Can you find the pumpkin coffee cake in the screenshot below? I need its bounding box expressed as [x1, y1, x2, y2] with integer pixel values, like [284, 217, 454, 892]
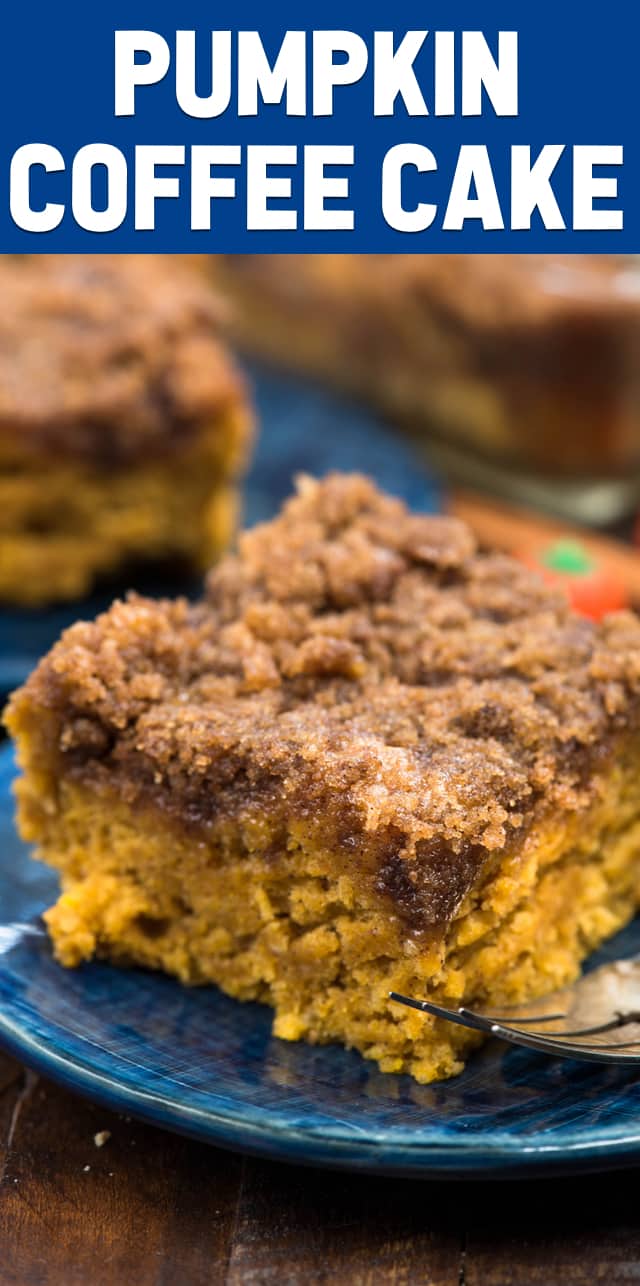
[7, 474, 640, 1083]
[0, 254, 252, 605]
[217, 254, 640, 483]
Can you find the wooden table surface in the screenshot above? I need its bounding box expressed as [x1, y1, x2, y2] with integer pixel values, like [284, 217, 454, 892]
[1, 1049, 639, 1285]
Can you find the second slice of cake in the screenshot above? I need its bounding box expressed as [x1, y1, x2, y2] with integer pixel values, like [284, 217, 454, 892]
[0, 254, 252, 605]
[7, 474, 640, 1082]
[216, 254, 640, 486]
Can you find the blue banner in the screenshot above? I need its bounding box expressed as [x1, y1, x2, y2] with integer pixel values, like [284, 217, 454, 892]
[0, 1, 637, 250]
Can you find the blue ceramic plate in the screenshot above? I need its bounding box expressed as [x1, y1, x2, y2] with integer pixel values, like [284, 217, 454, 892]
[0, 362, 440, 694]
[3, 369, 640, 1178]
[2, 739, 640, 1179]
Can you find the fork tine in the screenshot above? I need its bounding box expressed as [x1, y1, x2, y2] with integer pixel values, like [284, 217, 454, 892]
[388, 993, 640, 1063]
[477, 1012, 568, 1025]
[485, 1025, 640, 1060]
[475, 1016, 640, 1058]
[389, 994, 571, 1040]
[389, 993, 496, 1036]
[458, 1007, 640, 1039]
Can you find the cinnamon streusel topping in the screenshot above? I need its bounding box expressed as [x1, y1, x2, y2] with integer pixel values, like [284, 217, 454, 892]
[0, 255, 241, 464]
[12, 474, 640, 927]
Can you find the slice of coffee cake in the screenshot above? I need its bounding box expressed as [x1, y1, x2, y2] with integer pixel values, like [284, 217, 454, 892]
[216, 254, 640, 483]
[0, 254, 252, 605]
[7, 474, 640, 1082]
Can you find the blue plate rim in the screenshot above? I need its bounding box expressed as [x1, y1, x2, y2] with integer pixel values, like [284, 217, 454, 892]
[3, 750, 640, 1177]
[3, 993, 640, 1178]
[7, 370, 637, 1178]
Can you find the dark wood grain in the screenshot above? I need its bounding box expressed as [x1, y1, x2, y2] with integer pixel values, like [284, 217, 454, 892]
[225, 1158, 461, 1285]
[2, 1051, 640, 1285]
[0, 1056, 25, 1179]
[0, 1053, 243, 1286]
[463, 1172, 640, 1286]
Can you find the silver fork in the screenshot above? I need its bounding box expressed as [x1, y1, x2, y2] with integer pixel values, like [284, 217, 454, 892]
[390, 955, 640, 1064]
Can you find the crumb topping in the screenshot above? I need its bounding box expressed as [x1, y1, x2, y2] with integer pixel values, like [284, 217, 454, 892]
[0, 255, 243, 463]
[10, 474, 640, 928]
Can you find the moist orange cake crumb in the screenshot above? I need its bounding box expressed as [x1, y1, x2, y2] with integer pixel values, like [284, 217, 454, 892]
[7, 473, 640, 1082]
[0, 254, 252, 605]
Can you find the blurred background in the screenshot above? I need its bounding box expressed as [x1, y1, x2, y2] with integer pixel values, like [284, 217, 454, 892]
[3, 252, 640, 692]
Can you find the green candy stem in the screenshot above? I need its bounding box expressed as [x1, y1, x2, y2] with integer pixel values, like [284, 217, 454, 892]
[541, 540, 594, 577]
